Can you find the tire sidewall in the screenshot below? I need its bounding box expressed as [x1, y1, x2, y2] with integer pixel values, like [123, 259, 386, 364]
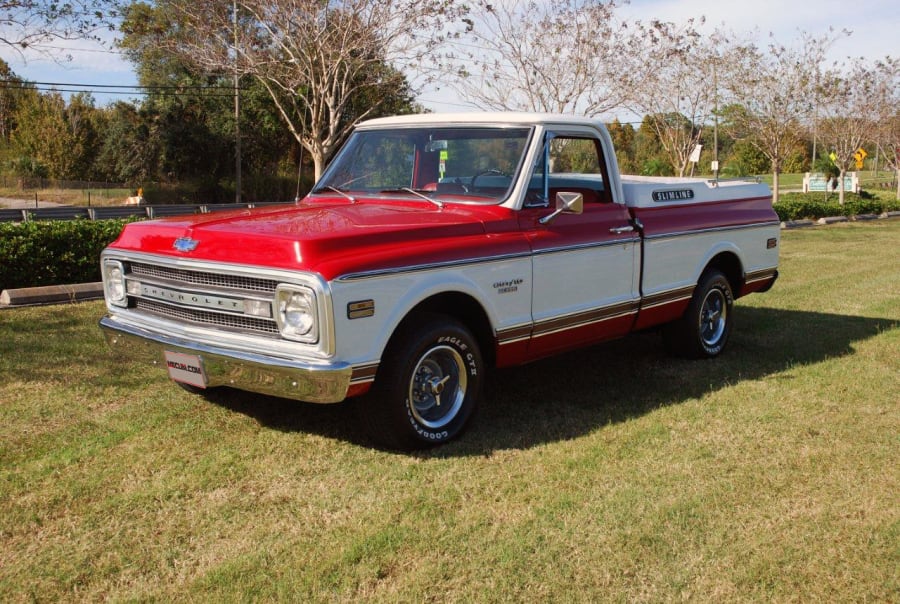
[695, 273, 733, 357]
[383, 318, 483, 447]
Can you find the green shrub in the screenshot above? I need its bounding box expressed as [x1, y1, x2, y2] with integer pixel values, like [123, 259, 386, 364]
[774, 192, 900, 221]
[0, 219, 132, 290]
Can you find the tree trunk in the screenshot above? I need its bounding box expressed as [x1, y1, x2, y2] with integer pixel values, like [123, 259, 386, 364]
[311, 150, 326, 183]
[772, 170, 780, 204]
[896, 167, 899, 201]
[838, 168, 846, 205]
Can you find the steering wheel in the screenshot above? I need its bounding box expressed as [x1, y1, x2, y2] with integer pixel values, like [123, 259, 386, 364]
[469, 169, 511, 191]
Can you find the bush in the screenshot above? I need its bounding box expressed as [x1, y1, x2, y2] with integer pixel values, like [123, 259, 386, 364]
[774, 192, 900, 221]
[0, 219, 132, 290]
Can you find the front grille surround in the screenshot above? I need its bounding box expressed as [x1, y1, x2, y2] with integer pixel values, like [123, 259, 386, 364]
[100, 250, 336, 359]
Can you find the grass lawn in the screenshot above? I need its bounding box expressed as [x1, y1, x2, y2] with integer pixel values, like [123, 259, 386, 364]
[1, 221, 898, 602]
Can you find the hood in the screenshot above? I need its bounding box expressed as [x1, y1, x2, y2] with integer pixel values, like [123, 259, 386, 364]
[108, 196, 519, 279]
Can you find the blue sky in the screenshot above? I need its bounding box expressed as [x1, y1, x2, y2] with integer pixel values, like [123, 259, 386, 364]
[2, 0, 897, 113]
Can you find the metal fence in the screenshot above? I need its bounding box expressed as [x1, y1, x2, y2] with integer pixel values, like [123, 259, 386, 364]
[0, 177, 130, 191]
[0, 202, 295, 223]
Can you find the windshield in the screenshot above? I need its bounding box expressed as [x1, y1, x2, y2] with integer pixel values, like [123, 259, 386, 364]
[314, 126, 533, 203]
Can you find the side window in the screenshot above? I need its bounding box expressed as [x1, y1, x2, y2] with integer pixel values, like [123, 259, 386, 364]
[549, 138, 602, 174]
[547, 136, 609, 204]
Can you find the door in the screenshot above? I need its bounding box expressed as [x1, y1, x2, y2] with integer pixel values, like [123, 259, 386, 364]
[519, 131, 640, 359]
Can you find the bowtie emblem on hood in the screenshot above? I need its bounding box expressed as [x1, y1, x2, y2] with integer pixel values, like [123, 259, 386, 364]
[173, 237, 200, 252]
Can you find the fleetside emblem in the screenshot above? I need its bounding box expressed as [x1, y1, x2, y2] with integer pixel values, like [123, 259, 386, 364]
[173, 237, 200, 252]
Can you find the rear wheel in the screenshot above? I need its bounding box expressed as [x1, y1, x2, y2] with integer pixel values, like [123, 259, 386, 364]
[358, 313, 483, 450]
[663, 269, 734, 358]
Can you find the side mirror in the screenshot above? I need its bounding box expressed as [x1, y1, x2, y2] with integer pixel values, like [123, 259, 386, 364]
[539, 192, 583, 225]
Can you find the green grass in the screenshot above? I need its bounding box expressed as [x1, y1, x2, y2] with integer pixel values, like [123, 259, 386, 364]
[1, 221, 899, 602]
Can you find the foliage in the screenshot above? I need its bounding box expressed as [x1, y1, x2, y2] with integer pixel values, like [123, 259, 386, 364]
[452, 0, 630, 116]
[773, 192, 900, 221]
[0, 0, 118, 56]
[0, 219, 132, 290]
[123, 0, 451, 180]
[724, 139, 770, 176]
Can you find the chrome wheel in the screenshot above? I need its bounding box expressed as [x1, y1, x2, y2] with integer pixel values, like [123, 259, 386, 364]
[699, 288, 728, 347]
[408, 345, 467, 430]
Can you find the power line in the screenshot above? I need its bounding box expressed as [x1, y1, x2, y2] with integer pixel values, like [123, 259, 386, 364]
[0, 78, 243, 98]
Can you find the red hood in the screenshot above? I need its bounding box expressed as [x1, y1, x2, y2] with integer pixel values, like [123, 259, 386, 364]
[108, 196, 524, 280]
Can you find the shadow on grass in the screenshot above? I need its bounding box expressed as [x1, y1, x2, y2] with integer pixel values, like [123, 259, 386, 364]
[193, 306, 896, 455]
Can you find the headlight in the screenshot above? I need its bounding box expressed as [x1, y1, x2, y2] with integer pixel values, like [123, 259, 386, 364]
[274, 285, 319, 343]
[102, 259, 127, 307]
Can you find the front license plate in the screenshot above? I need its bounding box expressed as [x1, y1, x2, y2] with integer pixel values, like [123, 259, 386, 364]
[164, 351, 207, 388]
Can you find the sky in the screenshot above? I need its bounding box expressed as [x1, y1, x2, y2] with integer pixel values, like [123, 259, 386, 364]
[2, 0, 898, 118]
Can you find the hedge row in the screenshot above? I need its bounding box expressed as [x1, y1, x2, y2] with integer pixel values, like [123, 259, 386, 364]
[0, 219, 131, 291]
[773, 193, 900, 221]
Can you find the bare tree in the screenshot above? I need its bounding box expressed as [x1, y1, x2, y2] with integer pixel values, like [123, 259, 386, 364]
[721, 30, 847, 202]
[871, 57, 900, 200]
[448, 0, 631, 116]
[618, 20, 721, 177]
[0, 0, 117, 57]
[152, 0, 464, 180]
[817, 57, 885, 205]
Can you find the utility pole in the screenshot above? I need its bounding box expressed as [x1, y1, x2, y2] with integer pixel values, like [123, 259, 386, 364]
[713, 59, 719, 181]
[233, 0, 242, 204]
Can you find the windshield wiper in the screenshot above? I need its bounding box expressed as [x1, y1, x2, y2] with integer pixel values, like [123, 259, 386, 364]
[380, 188, 443, 209]
[313, 185, 357, 203]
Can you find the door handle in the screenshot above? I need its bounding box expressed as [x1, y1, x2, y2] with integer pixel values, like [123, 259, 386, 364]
[609, 225, 634, 234]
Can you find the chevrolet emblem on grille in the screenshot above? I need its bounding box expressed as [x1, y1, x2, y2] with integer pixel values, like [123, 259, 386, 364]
[173, 237, 200, 252]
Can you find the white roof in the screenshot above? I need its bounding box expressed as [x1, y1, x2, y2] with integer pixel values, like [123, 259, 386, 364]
[357, 112, 600, 128]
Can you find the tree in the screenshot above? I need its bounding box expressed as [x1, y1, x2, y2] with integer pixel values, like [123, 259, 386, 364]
[619, 21, 722, 177]
[606, 119, 638, 174]
[817, 57, 886, 204]
[0, 0, 118, 56]
[449, 0, 631, 116]
[131, 0, 462, 180]
[871, 57, 900, 200]
[0, 58, 30, 142]
[721, 30, 846, 202]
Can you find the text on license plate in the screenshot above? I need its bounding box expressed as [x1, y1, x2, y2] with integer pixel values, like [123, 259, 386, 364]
[164, 351, 207, 388]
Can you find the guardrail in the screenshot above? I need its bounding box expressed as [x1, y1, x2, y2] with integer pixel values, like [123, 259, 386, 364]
[0, 201, 296, 223]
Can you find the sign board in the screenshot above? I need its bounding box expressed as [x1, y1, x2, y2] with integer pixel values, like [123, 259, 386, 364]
[689, 144, 702, 163]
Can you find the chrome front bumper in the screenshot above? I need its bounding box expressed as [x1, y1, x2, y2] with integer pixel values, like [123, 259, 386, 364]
[99, 316, 352, 403]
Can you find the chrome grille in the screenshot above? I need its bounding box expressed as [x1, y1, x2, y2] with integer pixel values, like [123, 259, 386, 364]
[136, 299, 279, 335]
[130, 262, 278, 293]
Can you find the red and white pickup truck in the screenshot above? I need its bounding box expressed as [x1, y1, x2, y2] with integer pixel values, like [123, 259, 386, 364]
[100, 113, 779, 449]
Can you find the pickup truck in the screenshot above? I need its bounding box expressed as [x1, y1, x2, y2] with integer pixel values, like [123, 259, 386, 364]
[100, 113, 779, 449]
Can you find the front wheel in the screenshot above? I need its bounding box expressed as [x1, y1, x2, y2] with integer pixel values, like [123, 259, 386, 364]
[358, 314, 483, 450]
[663, 269, 734, 358]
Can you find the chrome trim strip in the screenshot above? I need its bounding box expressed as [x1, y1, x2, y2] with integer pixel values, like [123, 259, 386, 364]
[496, 323, 533, 345]
[531, 237, 639, 257]
[336, 238, 637, 282]
[336, 252, 533, 282]
[745, 267, 779, 283]
[532, 300, 639, 338]
[644, 221, 781, 241]
[640, 285, 695, 310]
[100, 316, 351, 404]
[350, 362, 380, 384]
